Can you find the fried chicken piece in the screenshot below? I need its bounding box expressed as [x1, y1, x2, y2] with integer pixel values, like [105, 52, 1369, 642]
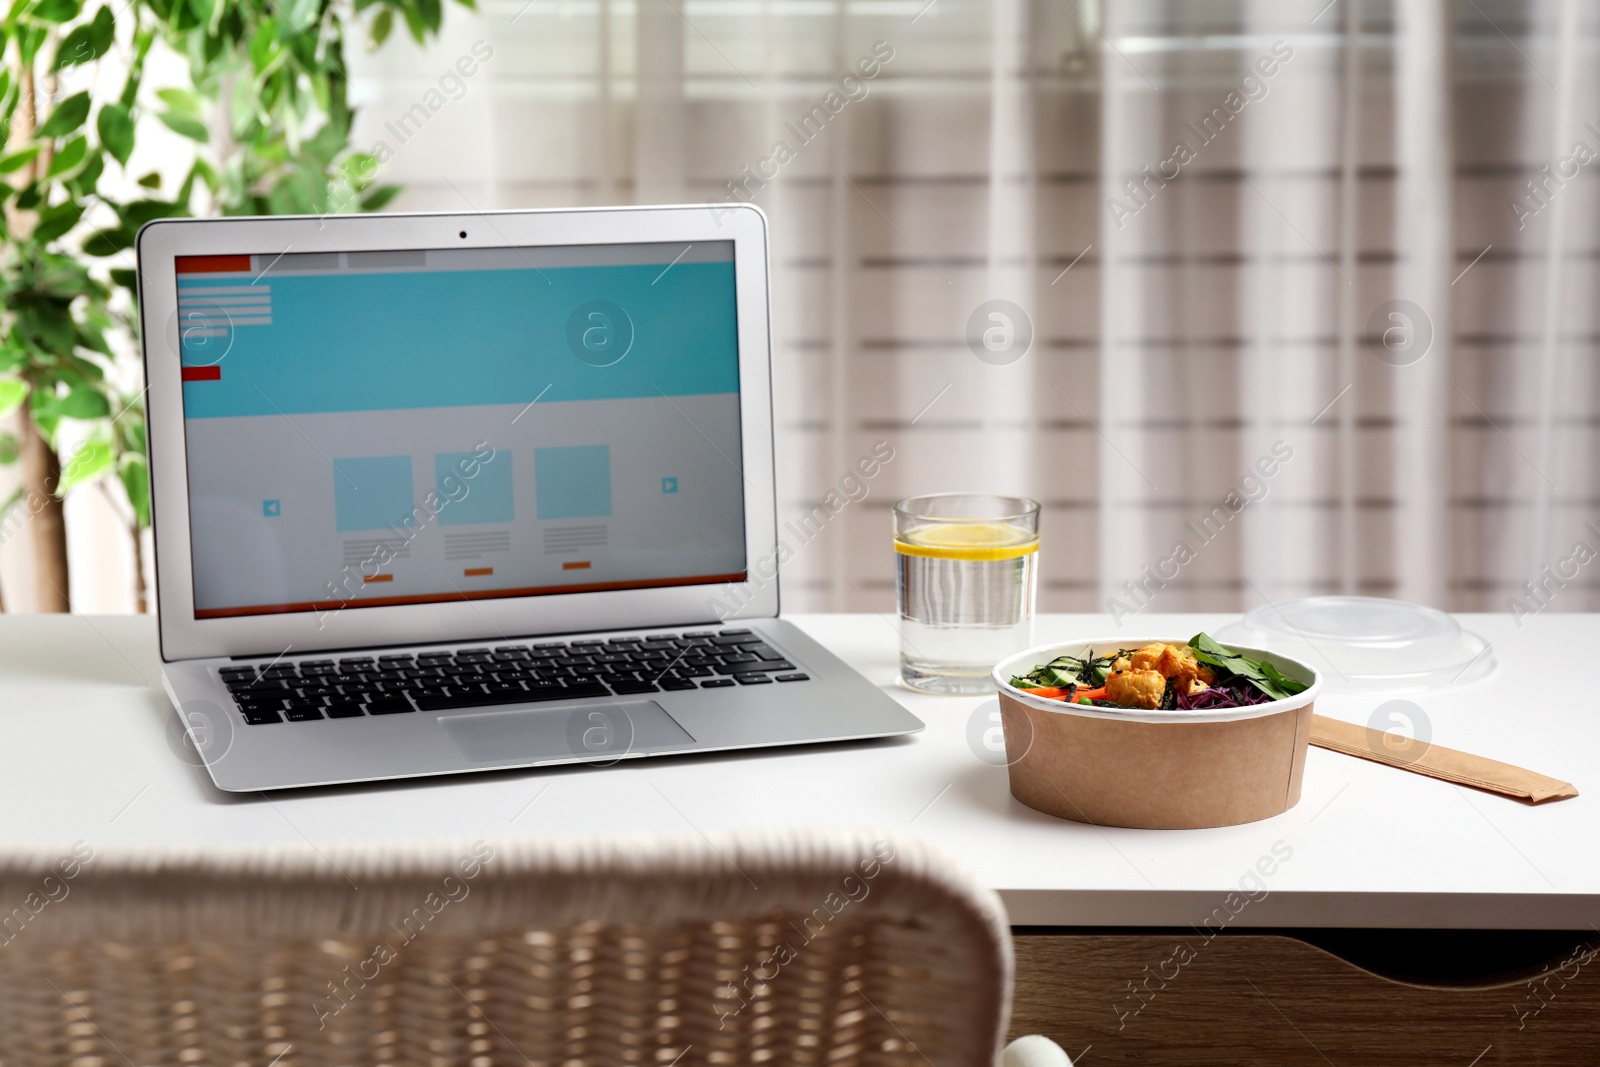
[1106, 668, 1167, 710]
[1127, 643, 1167, 672]
[1128, 642, 1214, 694]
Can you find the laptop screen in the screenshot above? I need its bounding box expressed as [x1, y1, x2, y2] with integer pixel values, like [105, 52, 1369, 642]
[174, 240, 747, 620]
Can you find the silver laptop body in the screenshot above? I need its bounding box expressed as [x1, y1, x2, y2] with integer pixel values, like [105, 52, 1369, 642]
[138, 205, 921, 791]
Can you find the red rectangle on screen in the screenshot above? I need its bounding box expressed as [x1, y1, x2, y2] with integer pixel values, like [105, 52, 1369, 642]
[176, 255, 252, 274]
[181, 366, 222, 382]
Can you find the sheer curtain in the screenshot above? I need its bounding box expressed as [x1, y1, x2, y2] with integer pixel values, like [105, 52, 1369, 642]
[332, 0, 1600, 619]
[12, 0, 1593, 615]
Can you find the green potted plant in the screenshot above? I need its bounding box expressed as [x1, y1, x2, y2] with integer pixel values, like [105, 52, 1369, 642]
[0, 0, 466, 611]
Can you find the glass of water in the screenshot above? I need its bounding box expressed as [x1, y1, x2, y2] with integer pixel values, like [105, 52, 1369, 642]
[894, 493, 1040, 694]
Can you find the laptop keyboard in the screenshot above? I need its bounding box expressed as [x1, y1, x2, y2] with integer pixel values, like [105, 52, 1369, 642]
[218, 629, 810, 725]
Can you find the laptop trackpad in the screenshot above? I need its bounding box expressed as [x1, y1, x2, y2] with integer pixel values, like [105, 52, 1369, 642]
[441, 699, 695, 764]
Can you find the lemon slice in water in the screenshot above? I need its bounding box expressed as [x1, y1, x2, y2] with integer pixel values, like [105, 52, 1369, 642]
[894, 522, 1038, 561]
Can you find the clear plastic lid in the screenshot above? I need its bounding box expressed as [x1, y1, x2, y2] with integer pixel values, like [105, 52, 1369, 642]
[1214, 596, 1494, 691]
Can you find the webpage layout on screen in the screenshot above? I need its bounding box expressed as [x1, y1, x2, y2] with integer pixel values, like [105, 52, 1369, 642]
[175, 240, 747, 619]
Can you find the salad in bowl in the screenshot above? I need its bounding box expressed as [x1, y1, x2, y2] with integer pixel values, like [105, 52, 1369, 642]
[991, 634, 1321, 827]
[1006, 632, 1310, 712]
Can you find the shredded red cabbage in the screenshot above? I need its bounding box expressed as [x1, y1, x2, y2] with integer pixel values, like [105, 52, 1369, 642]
[1174, 684, 1274, 711]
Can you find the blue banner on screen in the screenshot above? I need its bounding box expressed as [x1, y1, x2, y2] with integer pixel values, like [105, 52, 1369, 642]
[177, 241, 747, 619]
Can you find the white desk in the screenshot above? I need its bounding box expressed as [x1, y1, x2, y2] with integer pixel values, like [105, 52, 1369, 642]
[4, 612, 1593, 930]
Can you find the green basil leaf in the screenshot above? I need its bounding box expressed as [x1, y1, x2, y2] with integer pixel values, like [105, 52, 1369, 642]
[1187, 632, 1308, 701]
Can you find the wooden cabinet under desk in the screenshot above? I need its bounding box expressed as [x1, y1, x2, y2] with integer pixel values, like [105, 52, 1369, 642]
[1009, 929, 1599, 1066]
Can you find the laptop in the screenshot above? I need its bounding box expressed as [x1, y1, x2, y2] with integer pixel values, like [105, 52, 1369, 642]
[137, 204, 922, 792]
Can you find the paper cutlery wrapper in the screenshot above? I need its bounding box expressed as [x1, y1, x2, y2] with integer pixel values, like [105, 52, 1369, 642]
[1309, 714, 1578, 803]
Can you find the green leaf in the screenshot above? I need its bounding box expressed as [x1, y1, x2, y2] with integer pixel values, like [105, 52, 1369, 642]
[309, 71, 332, 115]
[400, 0, 425, 42]
[32, 200, 84, 243]
[369, 6, 392, 46]
[158, 109, 210, 142]
[0, 378, 26, 418]
[156, 86, 203, 114]
[250, 18, 283, 71]
[117, 27, 152, 108]
[82, 226, 132, 256]
[340, 151, 377, 184]
[55, 385, 111, 420]
[181, 157, 216, 197]
[136, 171, 161, 188]
[0, 146, 40, 173]
[304, 118, 345, 164]
[120, 455, 150, 526]
[29, 0, 82, 23]
[64, 148, 103, 195]
[109, 267, 137, 292]
[285, 0, 317, 31]
[44, 134, 87, 177]
[119, 199, 186, 228]
[1187, 632, 1309, 701]
[96, 102, 133, 165]
[51, 4, 113, 70]
[57, 437, 112, 493]
[182, 0, 218, 32]
[36, 91, 90, 137]
[17, 24, 48, 64]
[73, 322, 111, 358]
[0, 434, 18, 466]
[358, 183, 401, 212]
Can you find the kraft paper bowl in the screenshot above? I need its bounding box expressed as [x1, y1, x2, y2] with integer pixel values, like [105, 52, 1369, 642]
[992, 640, 1322, 830]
